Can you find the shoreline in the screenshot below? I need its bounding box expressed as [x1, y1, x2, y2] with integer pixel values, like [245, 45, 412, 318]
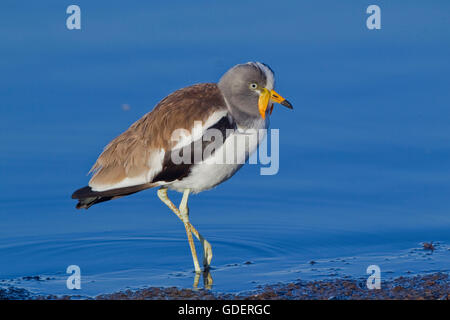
[1, 272, 448, 300]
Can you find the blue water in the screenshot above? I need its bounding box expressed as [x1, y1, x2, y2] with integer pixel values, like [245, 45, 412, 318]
[1, 1, 449, 297]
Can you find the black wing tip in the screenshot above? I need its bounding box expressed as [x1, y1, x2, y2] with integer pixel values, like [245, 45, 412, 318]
[71, 183, 154, 210]
[75, 198, 98, 209]
[72, 186, 97, 210]
[72, 186, 93, 199]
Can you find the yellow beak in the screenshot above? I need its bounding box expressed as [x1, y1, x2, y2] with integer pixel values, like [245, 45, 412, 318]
[258, 88, 293, 119]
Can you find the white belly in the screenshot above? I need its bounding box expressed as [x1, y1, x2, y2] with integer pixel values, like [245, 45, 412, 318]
[168, 118, 268, 193]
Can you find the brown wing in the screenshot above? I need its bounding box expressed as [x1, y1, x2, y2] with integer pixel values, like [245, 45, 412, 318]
[87, 83, 228, 190]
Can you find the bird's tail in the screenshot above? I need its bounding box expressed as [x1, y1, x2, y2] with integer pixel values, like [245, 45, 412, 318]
[71, 183, 156, 209]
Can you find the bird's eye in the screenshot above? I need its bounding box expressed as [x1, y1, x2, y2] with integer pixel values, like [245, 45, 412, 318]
[249, 83, 258, 90]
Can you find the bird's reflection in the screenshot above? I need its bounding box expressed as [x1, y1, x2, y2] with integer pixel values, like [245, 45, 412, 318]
[193, 269, 213, 290]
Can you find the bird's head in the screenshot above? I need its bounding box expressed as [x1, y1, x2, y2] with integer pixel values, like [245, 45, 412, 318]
[218, 62, 293, 123]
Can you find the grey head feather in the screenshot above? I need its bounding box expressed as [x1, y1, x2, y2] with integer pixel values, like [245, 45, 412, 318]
[218, 62, 275, 126]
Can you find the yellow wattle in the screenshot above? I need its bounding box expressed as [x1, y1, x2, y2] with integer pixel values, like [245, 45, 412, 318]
[258, 89, 271, 119]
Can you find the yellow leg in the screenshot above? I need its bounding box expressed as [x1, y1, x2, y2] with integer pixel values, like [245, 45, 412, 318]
[157, 188, 212, 271]
[179, 189, 213, 269]
[179, 188, 201, 272]
[191, 227, 213, 267]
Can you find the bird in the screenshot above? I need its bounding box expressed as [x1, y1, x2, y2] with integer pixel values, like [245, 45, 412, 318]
[72, 62, 293, 273]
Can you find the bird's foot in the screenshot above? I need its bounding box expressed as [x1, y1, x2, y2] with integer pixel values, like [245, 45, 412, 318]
[202, 239, 213, 268]
[203, 269, 213, 290]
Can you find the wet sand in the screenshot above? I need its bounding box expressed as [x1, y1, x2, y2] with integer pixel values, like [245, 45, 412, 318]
[1, 273, 448, 300]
